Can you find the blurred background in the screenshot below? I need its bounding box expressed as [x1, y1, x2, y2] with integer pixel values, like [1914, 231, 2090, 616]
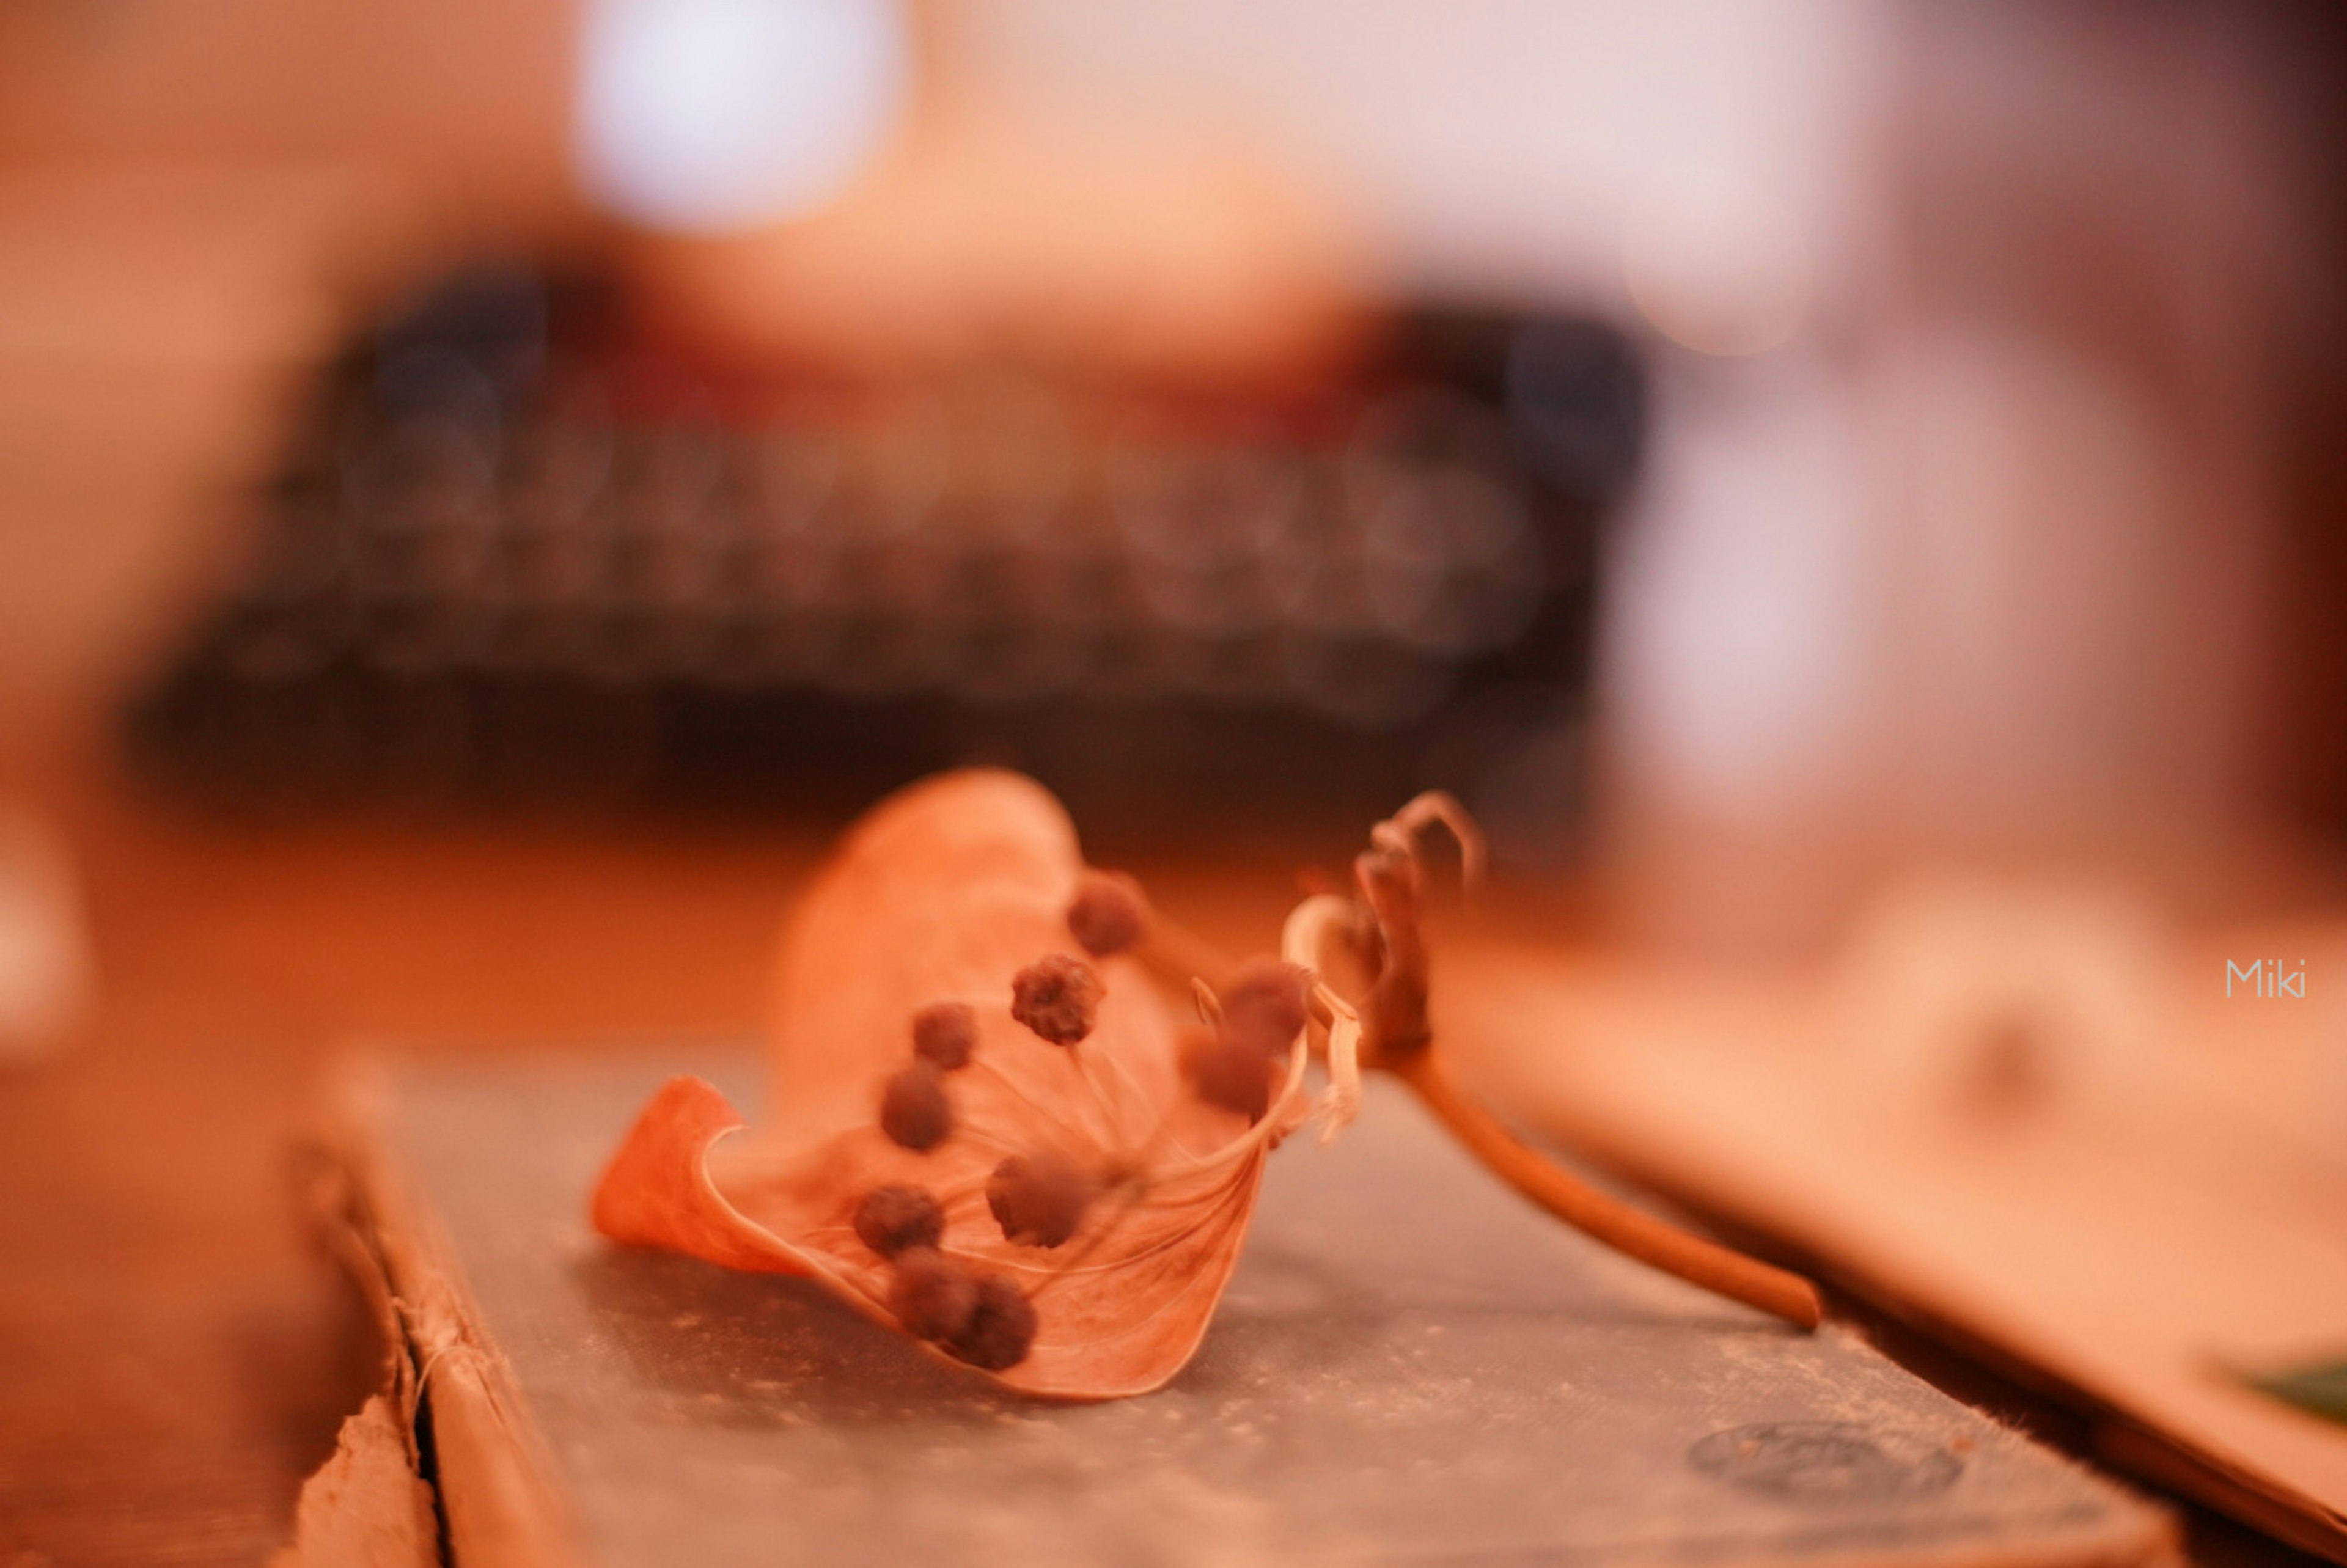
[5, 1, 2347, 1561]
[4, 0, 2346, 937]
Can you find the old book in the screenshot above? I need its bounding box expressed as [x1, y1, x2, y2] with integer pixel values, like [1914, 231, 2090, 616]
[294, 1050, 2176, 1568]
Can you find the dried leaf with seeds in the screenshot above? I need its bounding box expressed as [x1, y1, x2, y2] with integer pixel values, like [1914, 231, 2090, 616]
[593, 767, 1823, 1404]
[590, 769, 1310, 1398]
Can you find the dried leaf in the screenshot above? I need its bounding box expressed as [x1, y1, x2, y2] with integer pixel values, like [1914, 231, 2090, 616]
[591, 769, 1309, 1398]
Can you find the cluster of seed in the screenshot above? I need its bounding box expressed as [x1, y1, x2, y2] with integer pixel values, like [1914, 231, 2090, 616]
[905, 1257, 1036, 1369]
[1181, 958, 1312, 1122]
[983, 948, 1108, 1261]
[854, 868, 1304, 1374]
[877, 1001, 972, 1151]
[857, 998, 1042, 1368]
[858, 909, 1135, 1370]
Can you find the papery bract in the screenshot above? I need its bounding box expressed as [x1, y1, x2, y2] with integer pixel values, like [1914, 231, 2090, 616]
[591, 769, 1307, 1398]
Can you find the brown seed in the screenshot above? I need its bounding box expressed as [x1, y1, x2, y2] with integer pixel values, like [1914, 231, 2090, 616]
[945, 1273, 1037, 1371]
[879, 1061, 952, 1150]
[1010, 953, 1103, 1046]
[1181, 1026, 1276, 1122]
[853, 1184, 944, 1258]
[911, 1001, 978, 1072]
[1065, 870, 1148, 958]
[1220, 958, 1312, 1058]
[985, 1151, 1092, 1248]
[889, 1247, 979, 1341]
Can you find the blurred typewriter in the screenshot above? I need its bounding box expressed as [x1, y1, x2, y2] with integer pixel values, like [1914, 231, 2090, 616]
[124, 266, 1640, 857]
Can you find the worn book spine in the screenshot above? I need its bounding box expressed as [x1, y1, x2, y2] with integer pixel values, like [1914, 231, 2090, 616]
[280, 1061, 578, 1568]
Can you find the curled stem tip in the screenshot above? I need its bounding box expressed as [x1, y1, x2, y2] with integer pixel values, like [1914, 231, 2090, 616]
[1389, 790, 1486, 888]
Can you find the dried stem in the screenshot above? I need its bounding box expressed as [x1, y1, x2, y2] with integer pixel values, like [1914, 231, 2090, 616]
[1112, 794, 1824, 1333]
[1386, 1046, 1823, 1330]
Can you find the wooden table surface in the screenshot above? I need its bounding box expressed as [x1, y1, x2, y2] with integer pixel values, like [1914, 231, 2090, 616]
[0, 759, 2321, 1567]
